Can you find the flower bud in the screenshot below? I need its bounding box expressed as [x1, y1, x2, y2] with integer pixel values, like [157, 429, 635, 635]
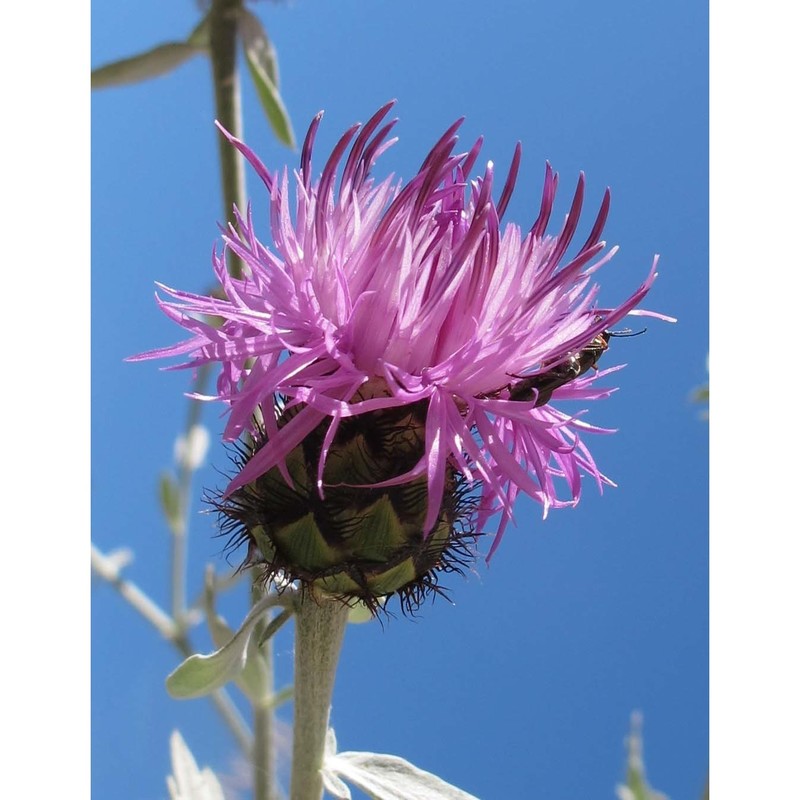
[215, 382, 478, 614]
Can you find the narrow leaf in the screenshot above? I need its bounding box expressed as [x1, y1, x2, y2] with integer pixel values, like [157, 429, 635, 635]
[238, 621, 271, 701]
[92, 42, 202, 90]
[239, 10, 280, 86]
[159, 473, 182, 532]
[241, 20, 295, 149]
[322, 770, 352, 800]
[268, 684, 294, 709]
[166, 634, 250, 699]
[187, 12, 212, 49]
[328, 751, 479, 800]
[257, 607, 294, 646]
[202, 567, 269, 702]
[166, 592, 291, 698]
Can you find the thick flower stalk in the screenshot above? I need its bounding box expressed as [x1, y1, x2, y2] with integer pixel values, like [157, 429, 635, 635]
[133, 101, 669, 605]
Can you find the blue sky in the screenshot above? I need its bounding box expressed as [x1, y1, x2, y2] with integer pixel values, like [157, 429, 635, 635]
[91, 1, 707, 798]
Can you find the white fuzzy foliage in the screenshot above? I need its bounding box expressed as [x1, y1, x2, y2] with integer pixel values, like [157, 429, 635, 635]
[322, 728, 480, 800]
[166, 731, 225, 800]
[174, 424, 211, 471]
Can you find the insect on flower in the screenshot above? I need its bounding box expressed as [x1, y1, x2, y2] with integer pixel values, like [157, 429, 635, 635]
[507, 327, 647, 406]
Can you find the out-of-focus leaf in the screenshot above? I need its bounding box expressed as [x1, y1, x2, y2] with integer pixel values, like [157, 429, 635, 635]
[615, 712, 669, 800]
[167, 730, 225, 800]
[159, 473, 182, 533]
[239, 9, 279, 86]
[269, 684, 294, 709]
[203, 570, 236, 650]
[240, 12, 295, 148]
[256, 607, 294, 646]
[92, 42, 203, 90]
[692, 385, 709, 403]
[105, 547, 134, 573]
[348, 599, 378, 624]
[187, 12, 212, 49]
[239, 619, 271, 701]
[690, 353, 709, 419]
[174, 424, 211, 471]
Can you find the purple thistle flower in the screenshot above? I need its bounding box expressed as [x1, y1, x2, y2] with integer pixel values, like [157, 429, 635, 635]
[132, 101, 672, 565]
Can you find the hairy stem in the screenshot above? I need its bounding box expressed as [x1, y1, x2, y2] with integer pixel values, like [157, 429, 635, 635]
[252, 582, 278, 800]
[290, 596, 350, 800]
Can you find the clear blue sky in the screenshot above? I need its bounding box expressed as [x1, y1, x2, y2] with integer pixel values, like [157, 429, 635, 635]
[92, 1, 708, 798]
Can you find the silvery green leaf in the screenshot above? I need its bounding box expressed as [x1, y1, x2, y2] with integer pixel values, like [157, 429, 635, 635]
[238, 619, 272, 701]
[322, 729, 351, 799]
[166, 730, 225, 800]
[92, 42, 203, 90]
[202, 569, 270, 702]
[203, 602, 235, 653]
[240, 12, 295, 148]
[166, 634, 248, 700]
[325, 727, 339, 760]
[322, 770, 352, 800]
[325, 728, 339, 756]
[327, 750, 479, 800]
[166, 592, 280, 698]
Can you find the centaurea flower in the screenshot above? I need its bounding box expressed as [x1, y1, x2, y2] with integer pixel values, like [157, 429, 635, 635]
[132, 102, 670, 609]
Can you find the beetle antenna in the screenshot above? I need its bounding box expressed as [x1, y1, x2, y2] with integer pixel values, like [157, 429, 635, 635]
[606, 327, 647, 338]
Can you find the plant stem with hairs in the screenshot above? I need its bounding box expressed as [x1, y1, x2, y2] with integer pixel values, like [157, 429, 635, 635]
[290, 597, 350, 800]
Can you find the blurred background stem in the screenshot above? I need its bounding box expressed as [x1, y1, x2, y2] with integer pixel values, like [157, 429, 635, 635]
[252, 579, 279, 800]
[210, 0, 246, 279]
[171, 364, 211, 622]
[91, 544, 253, 754]
[208, 3, 276, 798]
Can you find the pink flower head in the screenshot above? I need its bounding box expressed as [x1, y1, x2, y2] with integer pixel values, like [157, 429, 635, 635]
[132, 102, 671, 560]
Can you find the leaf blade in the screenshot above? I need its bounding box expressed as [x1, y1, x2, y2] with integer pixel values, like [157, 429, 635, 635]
[240, 13, 295, 149]
[329, 751, 480, 800]
[92, 42, 203, 90]
[166, 591, 292, 698]
[239, 10, 280, 86]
